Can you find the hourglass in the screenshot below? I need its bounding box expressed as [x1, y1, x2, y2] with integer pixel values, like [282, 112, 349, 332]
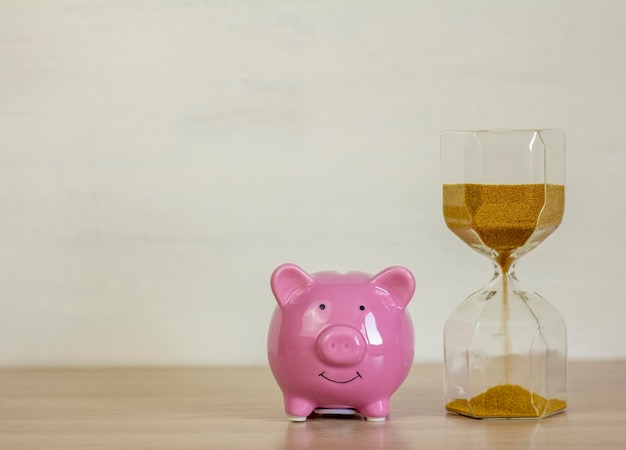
[441, 129, 567, 419]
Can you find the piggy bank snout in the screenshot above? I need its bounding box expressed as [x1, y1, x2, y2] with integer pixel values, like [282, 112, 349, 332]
[315, 326, 366, 366]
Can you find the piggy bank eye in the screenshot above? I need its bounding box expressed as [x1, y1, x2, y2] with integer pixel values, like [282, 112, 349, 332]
[359, 305, 365, 311]
[319, 304, 326, 310]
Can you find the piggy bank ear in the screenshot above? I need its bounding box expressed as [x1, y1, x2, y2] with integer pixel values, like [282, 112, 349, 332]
[271, 263, 314, 307]
[370, 266, 415, 309]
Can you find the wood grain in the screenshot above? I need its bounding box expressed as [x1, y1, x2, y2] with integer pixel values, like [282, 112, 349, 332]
[1, 361, 625, 449]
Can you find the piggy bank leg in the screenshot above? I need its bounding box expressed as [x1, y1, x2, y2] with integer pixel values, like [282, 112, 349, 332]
[359, 399, 389, 422]
[284, 396, 315, 422]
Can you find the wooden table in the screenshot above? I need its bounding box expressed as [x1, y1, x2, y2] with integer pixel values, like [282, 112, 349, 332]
[1, 361, 625, 449]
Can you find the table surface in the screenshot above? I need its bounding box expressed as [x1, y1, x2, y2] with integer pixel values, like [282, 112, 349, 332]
[1, 361, 625, 449]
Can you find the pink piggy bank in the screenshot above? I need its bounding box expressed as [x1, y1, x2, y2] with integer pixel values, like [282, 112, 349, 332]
[268, 263, 415, 422]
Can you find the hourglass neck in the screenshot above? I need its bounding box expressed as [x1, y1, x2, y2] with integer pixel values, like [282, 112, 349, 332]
[494, 254, 517, 278]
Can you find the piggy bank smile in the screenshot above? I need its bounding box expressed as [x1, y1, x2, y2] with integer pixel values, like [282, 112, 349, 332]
[319, 371, 362, 384]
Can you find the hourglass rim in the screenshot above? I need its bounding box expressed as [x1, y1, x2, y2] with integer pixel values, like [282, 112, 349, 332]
[441, 128, 563, 135]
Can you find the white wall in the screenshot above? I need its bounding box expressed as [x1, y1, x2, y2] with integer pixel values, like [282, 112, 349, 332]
[1, 0, 624, 366]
